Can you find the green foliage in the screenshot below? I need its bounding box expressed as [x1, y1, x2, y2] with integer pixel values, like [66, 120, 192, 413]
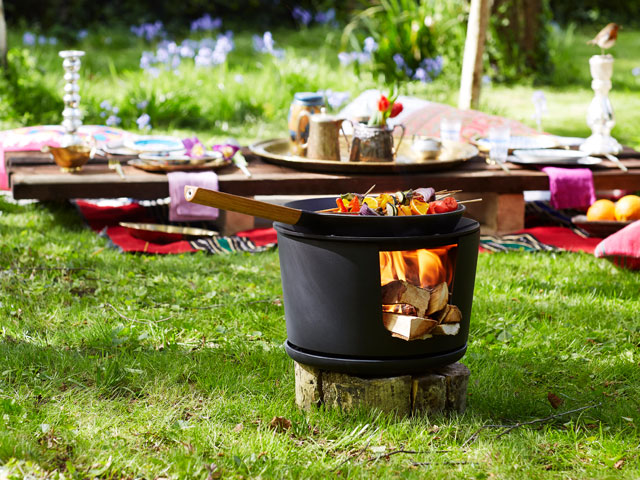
[342, 0, 466, 84]
[0, 49, 63, 126]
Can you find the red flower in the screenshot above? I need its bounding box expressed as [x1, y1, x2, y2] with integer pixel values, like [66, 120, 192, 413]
[389, 102, 403, 118]
[377, 95, 390, 112]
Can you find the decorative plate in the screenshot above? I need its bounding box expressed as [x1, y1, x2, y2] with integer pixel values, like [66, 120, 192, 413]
[571, 215, 632, 238]
[138, 151, 222, 166]
[249, 137, 479, 174]
[127, 155, 231, 173]
[510, 149, 603, 166]
[473, 134, 560, 153]
[124, 135, 185, 153]
[119, 222, 218, 243]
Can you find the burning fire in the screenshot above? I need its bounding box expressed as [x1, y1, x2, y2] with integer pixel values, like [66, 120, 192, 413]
[379, 245, 456, 289]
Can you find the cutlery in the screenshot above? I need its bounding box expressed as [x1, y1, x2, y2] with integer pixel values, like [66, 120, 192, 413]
[604, 153, 628, 172]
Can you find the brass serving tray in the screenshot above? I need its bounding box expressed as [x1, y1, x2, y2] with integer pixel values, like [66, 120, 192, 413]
[249, 138, 479, 173]
[119, 222, 219, 243]
[127, 157, 231, 173]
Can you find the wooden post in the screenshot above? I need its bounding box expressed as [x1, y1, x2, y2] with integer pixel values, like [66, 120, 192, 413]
[458, 0, 491, 110]
[0, 0, 7, 69]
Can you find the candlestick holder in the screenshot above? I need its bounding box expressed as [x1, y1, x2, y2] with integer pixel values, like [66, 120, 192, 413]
[59, 50, 85, 148]
[580, 55, 622, 155]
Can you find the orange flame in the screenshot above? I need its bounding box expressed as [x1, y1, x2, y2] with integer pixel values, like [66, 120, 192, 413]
[380, 245, 456, 289]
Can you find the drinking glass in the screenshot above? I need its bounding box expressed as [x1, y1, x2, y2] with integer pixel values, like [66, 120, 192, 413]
[488, 126, 510, 164]
[440, 116, 462, 143]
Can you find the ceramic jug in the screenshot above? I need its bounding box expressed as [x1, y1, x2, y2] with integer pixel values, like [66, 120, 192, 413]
[288, 92, 324, 156]
[349, 122, 405, 163]
[298, 108, 349, 161]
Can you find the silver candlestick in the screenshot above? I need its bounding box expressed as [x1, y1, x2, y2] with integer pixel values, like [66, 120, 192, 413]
[580, 54, 622, 155]
[59, 50, 85, 147]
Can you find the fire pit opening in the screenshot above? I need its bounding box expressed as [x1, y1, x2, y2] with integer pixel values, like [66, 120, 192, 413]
[380, 245, 462, 342]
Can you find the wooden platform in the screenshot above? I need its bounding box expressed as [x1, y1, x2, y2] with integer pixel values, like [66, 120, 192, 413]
[295, 362, 470, 416]
[6, 149, 640, 235]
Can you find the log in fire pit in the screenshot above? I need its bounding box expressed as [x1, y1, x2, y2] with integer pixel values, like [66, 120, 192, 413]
[275, 197, 480, 377]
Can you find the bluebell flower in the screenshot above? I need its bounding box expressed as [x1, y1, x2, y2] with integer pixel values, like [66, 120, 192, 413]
[318, 89, 350, 110]
[393, 53, 406, 71]
[234, 74, 244, 83]
[292, 6, 313, 26]
[136, 113, 151, 130]
[315, 8, 336, 25]
[253, 32, 284, 58]
[38, 35, 47, 45]
[338, 52, 353, 66]
[136, 100, 149, 110]
[77, 30, 88, 40]
[191, 14, 222, 32]
[106, 115, 121, 126]
[363, 37, 378, 54]
[179, 44, 195, 58]
[482, 75, 491, 85]
[413, 68, 429, 82]
[100, 100, 112, 111]
[22, 32, 36, 46]
[48, 37, 58, 45]
[632, 67, 640, 77]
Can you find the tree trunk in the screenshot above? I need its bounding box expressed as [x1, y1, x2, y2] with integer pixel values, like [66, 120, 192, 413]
[0, 0, 7, 69]
[458, 0, 491, 110]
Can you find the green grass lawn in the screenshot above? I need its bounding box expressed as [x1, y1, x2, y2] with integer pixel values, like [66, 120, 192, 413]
[1, 22, 640, 479]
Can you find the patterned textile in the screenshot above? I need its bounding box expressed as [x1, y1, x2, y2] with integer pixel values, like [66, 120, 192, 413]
[480, 232, 560, 252]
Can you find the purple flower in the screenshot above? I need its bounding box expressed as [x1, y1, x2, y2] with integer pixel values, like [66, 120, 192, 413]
[77, 30, 88, 40]
[106, 115, 121, 126]
[338, 52, 354, 66]
[131, 21, 165, 42]
[482, 75, 491, 85]
[234, 74, 244, 83]
[413, 67, 429, 82]
[211, 144, 239, 160]
[315, 8, 336, 25]
[100, 100, 113, 111]
[253, 32, 284, 58]
[393, 53, 406, 70]
[136, 100, 149, 110]
[191, 14, 222, 32]
[179, 44, 195, 58]
[317, 89, 350, 110]
[632, 67, 640, 77]
[363, 37, 378, 54]
[182, 137, 206, 158]
[23, 32, 36, 45]
[292, 7, 313, 26]
[38, 35, 47, 45]
[136, 113, 151, 130]
[48, 37, 58, 45]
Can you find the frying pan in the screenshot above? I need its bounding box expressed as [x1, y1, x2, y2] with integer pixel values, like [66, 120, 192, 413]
[184, 186, 465, 237]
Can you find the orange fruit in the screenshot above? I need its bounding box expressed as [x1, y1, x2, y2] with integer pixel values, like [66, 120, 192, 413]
[586, 199, 616, 221]
[614, 195, 640, 221]
[410, 198, 429, 215]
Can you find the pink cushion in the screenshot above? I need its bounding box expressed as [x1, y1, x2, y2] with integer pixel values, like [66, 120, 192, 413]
[594, 220, 640, 270]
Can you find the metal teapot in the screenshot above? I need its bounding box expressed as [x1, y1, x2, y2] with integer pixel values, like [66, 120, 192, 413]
[297, 108, 349, 161]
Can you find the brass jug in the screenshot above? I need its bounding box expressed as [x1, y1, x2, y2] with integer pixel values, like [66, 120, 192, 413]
[297, 108, 349, 161]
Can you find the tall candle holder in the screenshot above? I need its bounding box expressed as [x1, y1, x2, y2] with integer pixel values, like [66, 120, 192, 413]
[579, 54, 622, 155]
[59, 50, 85, 147]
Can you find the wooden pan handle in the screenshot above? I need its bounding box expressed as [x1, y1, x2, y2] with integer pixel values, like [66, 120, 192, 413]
[184, 186, 303, 225]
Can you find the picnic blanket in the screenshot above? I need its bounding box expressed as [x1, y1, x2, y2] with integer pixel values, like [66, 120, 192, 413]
[74, 198, 276, 254]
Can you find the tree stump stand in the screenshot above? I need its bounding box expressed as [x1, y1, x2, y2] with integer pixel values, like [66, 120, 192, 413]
[295, 362, 470, 417]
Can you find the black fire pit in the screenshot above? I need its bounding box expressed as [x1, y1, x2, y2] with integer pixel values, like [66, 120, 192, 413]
[275, 197, 480, 376]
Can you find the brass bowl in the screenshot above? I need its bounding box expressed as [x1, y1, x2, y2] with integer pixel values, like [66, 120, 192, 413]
[46, 145, 92, 172]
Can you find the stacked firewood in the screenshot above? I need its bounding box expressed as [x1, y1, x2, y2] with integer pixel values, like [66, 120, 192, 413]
[381, 280, 461, 341]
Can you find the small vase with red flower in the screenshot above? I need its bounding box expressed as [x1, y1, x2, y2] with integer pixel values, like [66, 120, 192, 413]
[349, 93, 405, 163]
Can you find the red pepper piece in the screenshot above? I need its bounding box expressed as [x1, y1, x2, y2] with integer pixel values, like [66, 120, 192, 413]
[442, 196, 458, 212]
[350, 196, 360, 213]
[336, 198, 347, 212]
